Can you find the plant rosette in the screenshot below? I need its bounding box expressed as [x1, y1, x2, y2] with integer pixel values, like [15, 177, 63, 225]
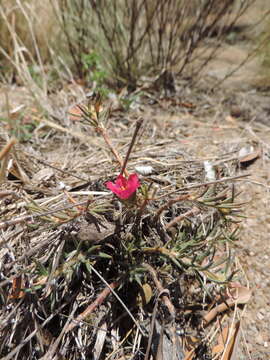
[106, 173, 140, 203]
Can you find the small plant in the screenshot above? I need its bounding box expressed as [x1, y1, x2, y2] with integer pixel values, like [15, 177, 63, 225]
[82, 51, 109, 93]
[0, 114, 38, 143]
[0, 92, 249, 359]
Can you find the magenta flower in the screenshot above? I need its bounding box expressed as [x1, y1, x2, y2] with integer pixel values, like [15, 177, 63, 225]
[106, 173, 140, 200]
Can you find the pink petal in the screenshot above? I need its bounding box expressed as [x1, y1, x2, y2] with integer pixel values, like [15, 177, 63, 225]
[105, 181, 118, 192]
[106, 180, 127, 198]
[105, 173, 140, 199]
[115, 174, 127, 188]
[127, 173, 140, 190]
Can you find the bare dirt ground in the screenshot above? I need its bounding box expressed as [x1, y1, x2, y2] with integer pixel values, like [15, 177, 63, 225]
[154, 95, 270, 359]
[175, 2, 270, 358]
[0, 1, 270, 359]
[199, 2, 270, 358]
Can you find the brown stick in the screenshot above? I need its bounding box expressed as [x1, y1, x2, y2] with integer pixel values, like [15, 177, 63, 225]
[120, 117, 143, 176]
[165, 207, 200, 230]
[154, 194, 190, 221]
[0, 137, 17, 160]
[0, 199, 90, 230]
[0, 137, 17, 182]
[96, 125, 128, 176]
[156, 174, 250, 200]
[143, 263, 183, 359]
[66, 281, 119, 332]
[143, 263, 175, 318]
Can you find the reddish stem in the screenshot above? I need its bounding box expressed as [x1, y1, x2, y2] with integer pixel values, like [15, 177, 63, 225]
[120, 117, 143, 176]
[66, 281, 119, 332]
[96, 126, 128, 177]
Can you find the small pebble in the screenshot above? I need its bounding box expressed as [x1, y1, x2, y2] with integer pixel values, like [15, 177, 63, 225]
[135, 165, 154, 175]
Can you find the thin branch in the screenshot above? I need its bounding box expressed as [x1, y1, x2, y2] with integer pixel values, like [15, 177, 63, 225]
[165, 207, 200, 230]
[143, 263, 175, 318]
[0, 199, 102, 231]
[120, 117, 143, 175]
[154, 194, 190, 221]
[156, 173, 250, 200]
[66, 280, 119, 332]
[96, 124, 128, 176]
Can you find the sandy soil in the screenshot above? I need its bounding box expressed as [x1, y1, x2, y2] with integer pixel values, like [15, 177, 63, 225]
[201, 2, 270, 358]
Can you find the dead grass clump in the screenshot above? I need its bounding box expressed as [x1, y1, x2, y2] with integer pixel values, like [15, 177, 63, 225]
[254, 17, 270, 90]
[0, 95, 250, 359]
[0, 0, 256, 92]
[0, 0, 56, 74]
[52, 0, 254, 88]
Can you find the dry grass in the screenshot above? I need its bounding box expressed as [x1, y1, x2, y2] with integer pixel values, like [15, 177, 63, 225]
[0, 1, 269, 359]
[0, 0, 55, 62]
[0, 91, 251, 359]
[0, 1, 257, 93]
[1, 0, 268, 124]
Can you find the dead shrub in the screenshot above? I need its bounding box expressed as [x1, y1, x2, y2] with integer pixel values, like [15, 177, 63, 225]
[51, 0, 254, 88]
[0, 0, 256, 91]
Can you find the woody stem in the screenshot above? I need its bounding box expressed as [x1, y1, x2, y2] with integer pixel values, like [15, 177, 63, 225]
[96, 126, 128, 177]
[120, 117, 143, 176]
